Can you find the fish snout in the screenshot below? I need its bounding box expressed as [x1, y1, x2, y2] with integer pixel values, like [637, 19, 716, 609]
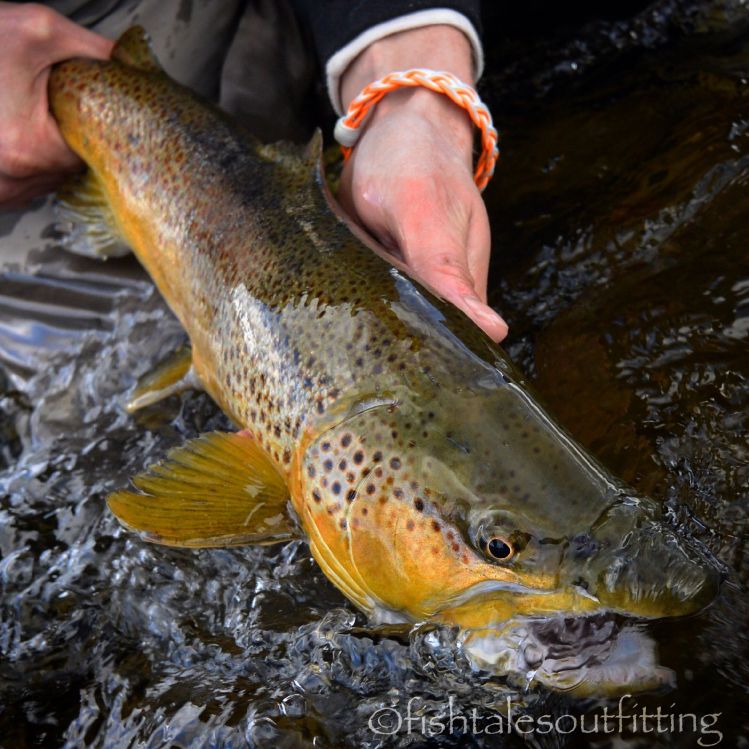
[577, 523, 720, 617]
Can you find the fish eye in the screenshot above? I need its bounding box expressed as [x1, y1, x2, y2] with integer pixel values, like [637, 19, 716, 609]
[479, 535, 514, 561]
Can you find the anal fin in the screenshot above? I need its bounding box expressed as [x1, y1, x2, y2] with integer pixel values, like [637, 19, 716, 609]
[127, 345, 200, 413]
[55, 170, 131, 259]
[108, 431, 296, 547]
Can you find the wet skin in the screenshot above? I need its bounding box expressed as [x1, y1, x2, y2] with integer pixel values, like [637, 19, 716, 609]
[48, 30, 719, 643]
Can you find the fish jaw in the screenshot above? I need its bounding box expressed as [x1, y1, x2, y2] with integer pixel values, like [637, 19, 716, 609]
[433, 582, 601, 630]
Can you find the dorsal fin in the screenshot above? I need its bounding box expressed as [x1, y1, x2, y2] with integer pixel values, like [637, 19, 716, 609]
[256, 129, 325, 172]
[304, 128, 324, 165]
[112, 26, 162, 72]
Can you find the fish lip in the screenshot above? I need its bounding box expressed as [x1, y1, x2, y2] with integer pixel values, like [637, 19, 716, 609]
[435, 580, 609, 629]
[443, 568, 719, 625]
[441, 579, 556, 610]
[591, 531, 723, 616]
[445, 579, 603, 610]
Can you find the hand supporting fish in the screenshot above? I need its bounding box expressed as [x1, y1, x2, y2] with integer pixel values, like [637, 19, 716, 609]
[337, 24, 508, 343]
[0, 3, 113, 207]
[0, 3, 506, 342]
[48, 28, 720, 694]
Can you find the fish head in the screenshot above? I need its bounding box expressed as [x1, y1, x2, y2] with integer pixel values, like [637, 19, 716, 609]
[423, 377, 721, 628]
[437, 494, 720, 631]
[294, 381, 719, 630]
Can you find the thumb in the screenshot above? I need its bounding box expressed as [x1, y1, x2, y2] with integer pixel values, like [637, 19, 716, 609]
[25, 7, 114, 65]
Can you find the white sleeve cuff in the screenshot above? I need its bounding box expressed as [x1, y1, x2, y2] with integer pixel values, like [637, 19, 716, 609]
[326, 8, 485, 116]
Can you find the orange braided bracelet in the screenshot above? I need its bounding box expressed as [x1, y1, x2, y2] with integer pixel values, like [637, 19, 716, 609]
[334, 68, 499, 192]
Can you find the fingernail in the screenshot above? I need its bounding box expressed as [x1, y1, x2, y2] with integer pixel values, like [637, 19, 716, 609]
[461, 295, 509, 340]
[462, 294, 503, 323]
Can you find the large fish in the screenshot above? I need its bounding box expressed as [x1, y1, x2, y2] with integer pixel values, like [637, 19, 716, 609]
[48, 28, 719, 691]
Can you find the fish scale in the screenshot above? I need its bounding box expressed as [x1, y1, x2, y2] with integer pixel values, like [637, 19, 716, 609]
[48, 27, 719, 692]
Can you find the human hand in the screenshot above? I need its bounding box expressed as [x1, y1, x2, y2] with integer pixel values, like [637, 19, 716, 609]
[337, 26, 508, 342]
[0, 3, 113, 209]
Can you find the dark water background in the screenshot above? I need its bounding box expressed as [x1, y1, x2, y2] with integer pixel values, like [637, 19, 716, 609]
[1, 0, 747, 746]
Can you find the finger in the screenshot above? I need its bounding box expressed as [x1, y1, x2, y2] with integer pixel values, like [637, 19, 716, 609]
[458, 293, 509, 342]
[453, 194, 508, 341]
[430, 269, 508, 343]
[337, 159, 356, 217]
[406, 240, 508, 342]
[0, 95, 83, 179]
[49, 17, 113, 63]
[464, 199, 492, 304]
[20, 5, 113, 67]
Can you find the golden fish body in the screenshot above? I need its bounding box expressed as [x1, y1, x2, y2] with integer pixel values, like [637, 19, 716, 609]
[48, 29, 719, 657]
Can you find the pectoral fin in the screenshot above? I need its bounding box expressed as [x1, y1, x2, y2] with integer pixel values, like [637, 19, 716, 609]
[127, 345, 201, 413]
[108, 432, 296, 547]
[55, 170, 131, 259]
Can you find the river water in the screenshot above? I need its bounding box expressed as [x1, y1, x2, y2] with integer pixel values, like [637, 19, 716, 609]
[1, 1, 747, 747]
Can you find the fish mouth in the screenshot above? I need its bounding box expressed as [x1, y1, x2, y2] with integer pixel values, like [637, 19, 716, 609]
[444, 577, 684, 695]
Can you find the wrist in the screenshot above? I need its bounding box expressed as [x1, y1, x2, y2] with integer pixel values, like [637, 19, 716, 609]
[366, 87, 474, 156]
[341, 25, 474, 107]
[340, 26, 475, 157]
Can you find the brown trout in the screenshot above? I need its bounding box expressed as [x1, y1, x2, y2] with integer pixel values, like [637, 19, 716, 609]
[48, 29, 719, 689]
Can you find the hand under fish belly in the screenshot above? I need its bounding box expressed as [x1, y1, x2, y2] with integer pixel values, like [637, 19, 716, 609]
[47, 27, 721, 695]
